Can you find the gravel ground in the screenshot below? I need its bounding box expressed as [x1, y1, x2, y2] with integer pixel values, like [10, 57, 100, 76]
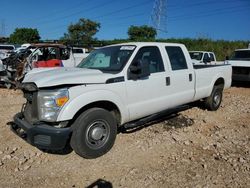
[0, 85, 249, 188]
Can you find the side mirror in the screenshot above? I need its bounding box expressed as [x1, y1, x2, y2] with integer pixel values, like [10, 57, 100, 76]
[128, 59, 150, 80]
[225, 56, 229, 60]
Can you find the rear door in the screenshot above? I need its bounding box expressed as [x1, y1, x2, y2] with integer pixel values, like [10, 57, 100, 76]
[164, 46, 195, 105]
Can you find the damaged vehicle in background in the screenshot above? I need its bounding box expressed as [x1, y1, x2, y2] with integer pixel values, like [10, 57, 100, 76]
[0, 44, 89, 88]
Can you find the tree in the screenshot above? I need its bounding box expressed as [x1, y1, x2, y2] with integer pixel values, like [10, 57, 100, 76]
[9, 28, 40, 44]
[128, 25, 157, 41]
[61, 18, 100, 47]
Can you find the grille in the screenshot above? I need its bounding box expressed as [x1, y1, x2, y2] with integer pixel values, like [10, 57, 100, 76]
[23, 92, 38, 124]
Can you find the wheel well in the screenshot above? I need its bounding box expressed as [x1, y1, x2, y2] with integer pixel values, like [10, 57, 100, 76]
[72, 101, 121, 126]
[214, 77, 225, 88]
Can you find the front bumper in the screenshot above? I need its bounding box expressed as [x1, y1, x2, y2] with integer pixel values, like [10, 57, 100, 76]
[11, 113, 72, 150]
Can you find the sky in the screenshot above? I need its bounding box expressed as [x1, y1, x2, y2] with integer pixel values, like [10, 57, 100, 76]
[0, 0, 249, 41]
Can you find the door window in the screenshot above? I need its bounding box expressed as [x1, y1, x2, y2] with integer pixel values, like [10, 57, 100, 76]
[165, 46, 188, 70]
[132, 46, 164, 73]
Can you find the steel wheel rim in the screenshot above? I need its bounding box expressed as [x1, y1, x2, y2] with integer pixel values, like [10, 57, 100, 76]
[86, 120, 110, 149]
[213, 91, 221, 107]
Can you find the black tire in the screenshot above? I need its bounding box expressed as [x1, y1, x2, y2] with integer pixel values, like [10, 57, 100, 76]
[70, 108, 117, 159]
[204, 85, 223, 111]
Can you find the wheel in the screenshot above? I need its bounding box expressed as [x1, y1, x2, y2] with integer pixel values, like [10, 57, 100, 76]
[70, 108, 117, 159]
[204, 85, 223, 111]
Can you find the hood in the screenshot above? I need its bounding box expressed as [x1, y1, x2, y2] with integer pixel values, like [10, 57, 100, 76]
[227, 60, 250, 67]
[23, 67, 114, 88]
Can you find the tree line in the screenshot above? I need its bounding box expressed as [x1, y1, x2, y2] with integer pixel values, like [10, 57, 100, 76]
[6, 18, 249, 61]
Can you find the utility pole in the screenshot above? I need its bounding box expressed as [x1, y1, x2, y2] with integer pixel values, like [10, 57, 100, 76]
[150, 0, 167, 34]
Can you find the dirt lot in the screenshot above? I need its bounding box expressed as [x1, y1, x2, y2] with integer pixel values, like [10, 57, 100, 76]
[0, 85, 249, 188]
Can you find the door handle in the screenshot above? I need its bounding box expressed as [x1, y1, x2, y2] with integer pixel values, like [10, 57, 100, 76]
[189, 74, 193, 82]
[166, 77, 170, 86]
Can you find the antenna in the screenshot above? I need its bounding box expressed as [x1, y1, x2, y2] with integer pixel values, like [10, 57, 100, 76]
[149, 0, 167, 34]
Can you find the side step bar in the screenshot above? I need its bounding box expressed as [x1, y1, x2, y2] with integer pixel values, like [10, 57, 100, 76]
[123, 105, 191, 129]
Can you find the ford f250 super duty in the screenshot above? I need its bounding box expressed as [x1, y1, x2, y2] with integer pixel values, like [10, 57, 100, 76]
[11, 42, 232, 159]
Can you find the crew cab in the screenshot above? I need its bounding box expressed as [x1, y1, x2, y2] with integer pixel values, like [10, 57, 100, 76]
[11, 42, 232, 159]
[226, 48, 250, 82]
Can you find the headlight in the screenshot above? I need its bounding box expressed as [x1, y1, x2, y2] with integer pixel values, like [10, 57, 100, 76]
[37, 88, 69, 122]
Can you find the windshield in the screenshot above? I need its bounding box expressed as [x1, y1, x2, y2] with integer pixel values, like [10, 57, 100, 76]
[189, 52, 203, 61]
[77, 45, 136, 72]
[230, 50, 250, 61]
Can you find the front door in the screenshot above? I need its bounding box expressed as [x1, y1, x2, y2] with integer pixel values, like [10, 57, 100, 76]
[125, 46, 168, 121]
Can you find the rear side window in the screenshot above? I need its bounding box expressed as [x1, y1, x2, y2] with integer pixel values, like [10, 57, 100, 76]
[209, 53, 215, 61]
[165, 46, 187, 70]
[203, 53, 209, 62]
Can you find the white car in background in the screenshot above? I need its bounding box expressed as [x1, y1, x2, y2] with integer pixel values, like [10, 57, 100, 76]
[189, 51, 224, 65]
[0, 44, 15, 59]
[62, 47, 89, 67]
[226, 47, 250, 82]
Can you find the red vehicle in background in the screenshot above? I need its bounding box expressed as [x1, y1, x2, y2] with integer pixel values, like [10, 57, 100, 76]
[30, 43, 69, 68]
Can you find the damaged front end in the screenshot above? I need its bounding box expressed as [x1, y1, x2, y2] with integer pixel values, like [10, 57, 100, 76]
[11, 83, 72, 150]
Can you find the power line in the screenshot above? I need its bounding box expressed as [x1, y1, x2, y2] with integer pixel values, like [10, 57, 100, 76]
[38, 0, 248, 39]
[33, 0, 116, 26]
[168, 4, 250, 20]
[38, 1, 152, 32]
[24, 1, 88, 23]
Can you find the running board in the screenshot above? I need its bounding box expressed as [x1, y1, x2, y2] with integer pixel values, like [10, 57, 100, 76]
[123, 105, 190, 129]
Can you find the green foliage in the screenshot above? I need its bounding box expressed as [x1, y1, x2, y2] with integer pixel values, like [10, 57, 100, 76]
[97, 37, 249, 61]
[9, 28, 40, 44]
[61, 18, 100, 47]
[156, 38, 249, 60]
[128, 25, 157, 41]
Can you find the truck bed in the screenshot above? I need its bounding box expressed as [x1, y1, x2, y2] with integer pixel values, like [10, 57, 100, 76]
[193, 64, 232, 101]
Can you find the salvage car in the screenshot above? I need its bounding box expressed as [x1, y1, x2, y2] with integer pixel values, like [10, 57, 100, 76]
[0, 44, 89, 88]
[11, 42, 232, 159]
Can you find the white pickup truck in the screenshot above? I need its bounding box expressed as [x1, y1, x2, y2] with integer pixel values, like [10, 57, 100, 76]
[11, 42, 232, 159]
[189, 51, 225, 65]
[226, 48, 250, 82]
